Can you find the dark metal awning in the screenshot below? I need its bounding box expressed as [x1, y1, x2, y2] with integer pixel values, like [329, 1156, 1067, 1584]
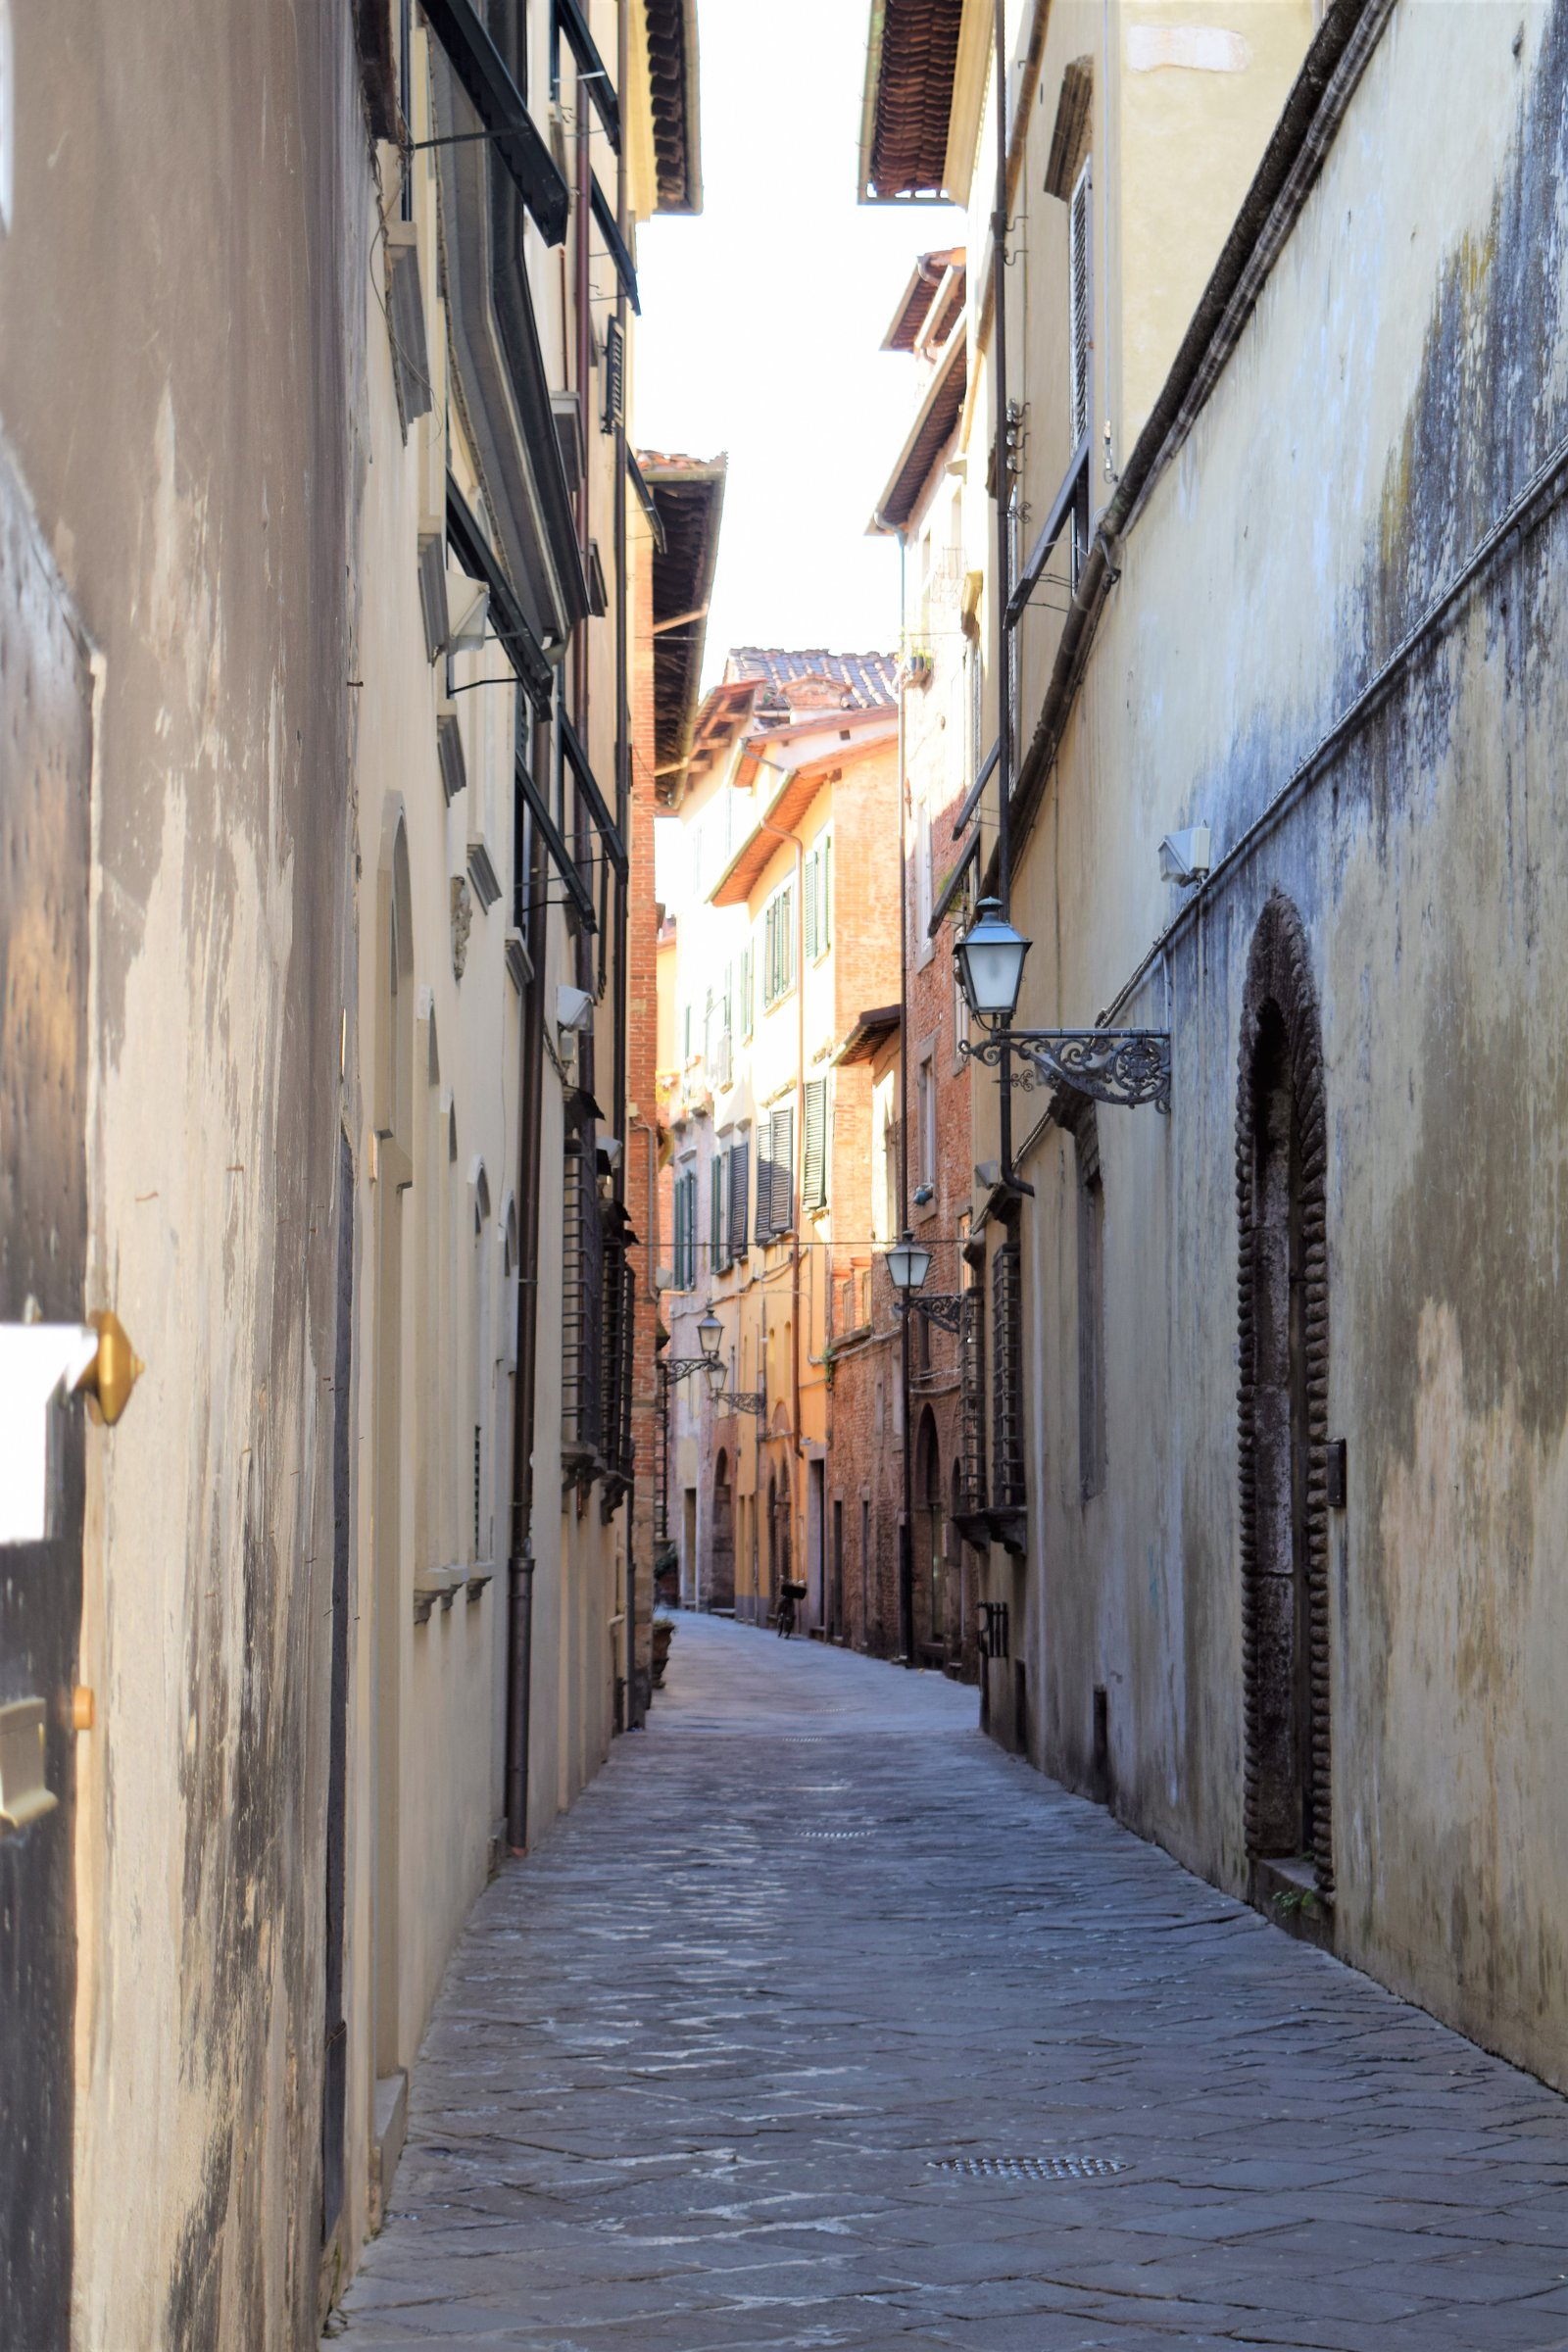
[516, 753, 596, 931]
[420, 0, 569, 245]
[558, 706, 628, 880]
[590, 175, 641, 315]
[929, 825, 978, 939]
[446, 473, 554, 715]
[552, 0, 621, 152]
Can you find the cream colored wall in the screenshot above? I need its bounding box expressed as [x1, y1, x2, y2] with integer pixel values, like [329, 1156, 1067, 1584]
[1115, 1, 1313, 450]
[1009, 0, 1568, 2082]
[346, 95, 520, 2249]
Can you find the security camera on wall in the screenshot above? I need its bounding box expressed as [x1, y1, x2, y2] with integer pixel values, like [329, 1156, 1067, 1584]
[1158, 824, 1212, 887]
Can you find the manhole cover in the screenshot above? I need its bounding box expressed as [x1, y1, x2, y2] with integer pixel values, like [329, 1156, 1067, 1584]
[798, 1829, 875, 1840]
[929, 2154, 1128, 2181]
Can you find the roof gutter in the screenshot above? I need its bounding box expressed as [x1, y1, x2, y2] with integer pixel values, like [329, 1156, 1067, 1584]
[991, 0, 1396, 892]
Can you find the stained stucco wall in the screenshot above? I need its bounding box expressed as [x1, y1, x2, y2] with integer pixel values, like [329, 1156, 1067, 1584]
[0, 5, 365, 2342]
[1012, 0, 1568, 2083]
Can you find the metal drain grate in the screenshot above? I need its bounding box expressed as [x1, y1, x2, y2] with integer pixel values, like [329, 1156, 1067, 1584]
[798, 1829, 875, 1840]
[929, 2154, 1128, 2181]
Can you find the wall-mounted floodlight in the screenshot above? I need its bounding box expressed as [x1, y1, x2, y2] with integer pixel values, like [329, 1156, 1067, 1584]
[1158, 825, 1212, 886]
[448, 585, 490, 654]
[556, 985, 594, 1038]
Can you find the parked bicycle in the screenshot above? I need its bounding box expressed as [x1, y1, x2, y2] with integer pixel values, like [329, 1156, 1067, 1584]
[776, 1578, 808, 1640]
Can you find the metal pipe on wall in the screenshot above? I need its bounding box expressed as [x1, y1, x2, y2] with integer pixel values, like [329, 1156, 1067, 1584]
[992, 0, 1016, 1184]
[505, 761, 550, 1852]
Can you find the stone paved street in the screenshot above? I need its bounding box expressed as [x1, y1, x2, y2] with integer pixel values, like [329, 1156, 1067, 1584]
[334, 1618, 1568, 2350]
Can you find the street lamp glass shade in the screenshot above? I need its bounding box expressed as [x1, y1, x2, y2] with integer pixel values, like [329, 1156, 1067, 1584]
[703, 1356, 728, 1400]
[956, 899, 1030, 1023]
[696, 1303, 723, 1358]
[885, 1231, 932, 1294]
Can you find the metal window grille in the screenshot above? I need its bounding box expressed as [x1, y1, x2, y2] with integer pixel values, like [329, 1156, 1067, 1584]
[562, 1133, 604, 1467]
[599, 1235, 634, 1482]
[991, 1244, 1025, 1511]
[959, 1289, 988, 1512]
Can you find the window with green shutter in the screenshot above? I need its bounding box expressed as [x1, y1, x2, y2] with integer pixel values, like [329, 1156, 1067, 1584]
[728, 1137, 750, 1258]
[762, 882, 796, 1005]
[754, 1114, 772, 1243]
[802, 1077, 827, 1213]
[769, 1102, 795, 1233]
[740, 945, 754, 1039]
[710, 1152, 727, 1275]
[804, 850, 819, 959]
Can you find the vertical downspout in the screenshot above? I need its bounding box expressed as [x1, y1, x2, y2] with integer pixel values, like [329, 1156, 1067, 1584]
[896, 536, 914, 1664]
[613, 0, 637, 1721]
[506, 771, 549, 1852]
[992, 0, 1015, 1184]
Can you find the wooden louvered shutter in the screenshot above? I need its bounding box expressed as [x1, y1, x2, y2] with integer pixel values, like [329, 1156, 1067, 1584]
[770, 1103, 794, 1233]
[804, 851, 819, 959]
[741, 945, 753, 1038]
[729, 1139, 750, 1257]
[1068, 160, 1091, 446]
[802, 1078, 827, 1213]
[710, 1153, 724, 1274]
[821, 835, 832, 950]
[755, 1114, 772, 1242]
[673, 1170, 687, 1288]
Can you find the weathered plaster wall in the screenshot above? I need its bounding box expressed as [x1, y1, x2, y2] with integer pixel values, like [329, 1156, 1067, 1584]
[1014, 0, 1568, 2083]
[0, 5, 364, 2342]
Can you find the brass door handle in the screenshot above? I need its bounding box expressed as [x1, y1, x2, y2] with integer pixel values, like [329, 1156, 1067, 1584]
[74, 1309, 144, 1427]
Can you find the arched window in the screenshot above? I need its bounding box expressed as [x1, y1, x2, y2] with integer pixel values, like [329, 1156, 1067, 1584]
[1236, 891, 1333, 1893]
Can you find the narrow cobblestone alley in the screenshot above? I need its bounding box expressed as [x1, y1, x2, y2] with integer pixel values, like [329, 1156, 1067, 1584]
[334, 1621, 1568, 2352]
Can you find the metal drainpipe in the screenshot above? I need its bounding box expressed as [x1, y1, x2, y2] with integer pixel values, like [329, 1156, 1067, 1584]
[992, 0, 1015, 1187]
[897, 534, 915, 1666]
[613, 0, 637, 1722]
[506, 763, 549, 1852]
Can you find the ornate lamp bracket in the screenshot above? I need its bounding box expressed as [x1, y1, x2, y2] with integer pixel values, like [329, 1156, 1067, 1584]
[715, 1391, 767, 1418]
[662, 1355, 717, 1384]
[960, 1028, 1171, 1113]
[894, 1293, 966, 1337]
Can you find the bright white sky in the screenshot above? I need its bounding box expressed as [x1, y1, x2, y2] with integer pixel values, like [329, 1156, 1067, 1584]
[633, 0, 959, 689]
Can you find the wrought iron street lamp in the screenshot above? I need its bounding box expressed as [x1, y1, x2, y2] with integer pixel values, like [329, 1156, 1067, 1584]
[955, 903, 1172, 1112]
[885, 1230, 965, 1337]
[696, 1302, 723, 1359]
[884, 1231, 932, 1296]
[955, 899, 1030, 1028]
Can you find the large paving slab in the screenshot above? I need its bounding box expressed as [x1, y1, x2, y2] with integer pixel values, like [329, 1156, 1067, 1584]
[332, 1615, 1568, 2349]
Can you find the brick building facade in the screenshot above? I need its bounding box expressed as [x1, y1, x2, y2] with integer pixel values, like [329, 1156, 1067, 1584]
[823, 250, 982, 1674]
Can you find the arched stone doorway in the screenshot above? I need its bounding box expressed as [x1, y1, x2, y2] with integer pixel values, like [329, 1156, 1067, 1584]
[710, 1450, 735, 1610]
[1236, 891, 1333, 1893]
